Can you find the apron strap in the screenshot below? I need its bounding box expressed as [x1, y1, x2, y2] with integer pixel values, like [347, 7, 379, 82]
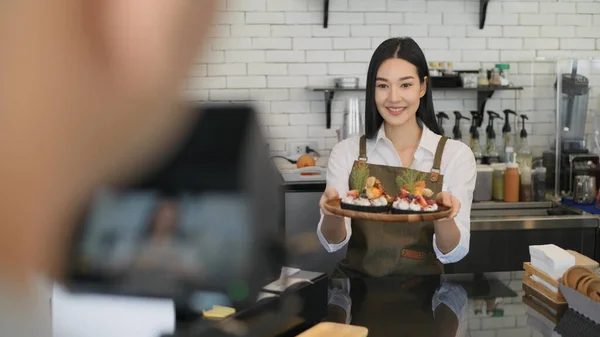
[430, 136, 449, 183]
[359, 136, 368, 161]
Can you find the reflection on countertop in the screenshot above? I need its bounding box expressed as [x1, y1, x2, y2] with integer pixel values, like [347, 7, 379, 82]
[323, 270, 578, 337]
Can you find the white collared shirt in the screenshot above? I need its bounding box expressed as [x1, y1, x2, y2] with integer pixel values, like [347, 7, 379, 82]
[316, 124, 477, 264]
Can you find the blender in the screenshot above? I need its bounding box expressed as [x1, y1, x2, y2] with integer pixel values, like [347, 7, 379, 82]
[544, 60, 600, 196]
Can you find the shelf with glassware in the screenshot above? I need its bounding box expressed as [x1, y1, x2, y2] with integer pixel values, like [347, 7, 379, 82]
[306, 84, 524, 129]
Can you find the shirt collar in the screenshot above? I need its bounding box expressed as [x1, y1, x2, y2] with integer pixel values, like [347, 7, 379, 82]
[372, 123, 441, 156]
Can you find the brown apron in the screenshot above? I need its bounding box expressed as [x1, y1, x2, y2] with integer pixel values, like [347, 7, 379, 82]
[334, 135, 449, 278]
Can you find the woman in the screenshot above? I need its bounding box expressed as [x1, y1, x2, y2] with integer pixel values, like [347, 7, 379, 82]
[133, 200, 197, 274]
[318, 37, 476, 278]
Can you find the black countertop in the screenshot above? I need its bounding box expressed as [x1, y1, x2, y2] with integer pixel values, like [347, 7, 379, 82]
[172, 269, 598, 337]
[322, 271, 596, 337]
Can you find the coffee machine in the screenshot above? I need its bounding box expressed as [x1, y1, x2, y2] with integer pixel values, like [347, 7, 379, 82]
[544, 60, 600, 196]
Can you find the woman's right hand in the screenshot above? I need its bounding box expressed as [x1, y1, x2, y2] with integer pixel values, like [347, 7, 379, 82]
[320, 187, 341, 217]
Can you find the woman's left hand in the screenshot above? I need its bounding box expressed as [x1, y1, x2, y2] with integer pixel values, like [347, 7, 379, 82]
[435, 191, 461, 220]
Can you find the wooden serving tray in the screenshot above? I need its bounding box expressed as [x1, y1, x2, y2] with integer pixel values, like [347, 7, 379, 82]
[295, 322, 368, 337]
[323, 198, 451, 223]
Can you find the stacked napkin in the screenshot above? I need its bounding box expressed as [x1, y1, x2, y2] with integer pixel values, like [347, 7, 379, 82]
[529, 244, 576, 280]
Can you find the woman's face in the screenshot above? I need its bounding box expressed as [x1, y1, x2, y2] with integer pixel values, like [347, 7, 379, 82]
[374, 58, 427, 128]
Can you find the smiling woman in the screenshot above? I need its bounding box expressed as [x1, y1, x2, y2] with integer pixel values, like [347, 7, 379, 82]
[318, 37, 477, 278]
[367, 38, 442, 139]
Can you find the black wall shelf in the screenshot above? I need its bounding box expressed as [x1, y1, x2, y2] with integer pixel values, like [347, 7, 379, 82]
[322, 0, 490, 30]
[480, 0, 490, 29]
[307, 85, 523, 129]
[323, 0, 329, 28]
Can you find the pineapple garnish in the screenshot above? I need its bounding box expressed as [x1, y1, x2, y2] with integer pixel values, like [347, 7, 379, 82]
[350, 161, 369, 191]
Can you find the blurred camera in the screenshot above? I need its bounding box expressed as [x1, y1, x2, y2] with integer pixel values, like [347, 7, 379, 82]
[63, 103, 286, 310]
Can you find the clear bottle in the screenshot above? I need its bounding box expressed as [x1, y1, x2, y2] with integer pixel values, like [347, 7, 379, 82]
[520, 165, 533, 202]
[516, 115, 533, 170]
[472, 138, 483, 164]
[533, 160, 547, 201]
[502, 109, 517, 163]
[486, 133, 500, 164]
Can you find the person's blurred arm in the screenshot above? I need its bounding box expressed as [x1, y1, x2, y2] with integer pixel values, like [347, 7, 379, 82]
[0, 0, 216, 288]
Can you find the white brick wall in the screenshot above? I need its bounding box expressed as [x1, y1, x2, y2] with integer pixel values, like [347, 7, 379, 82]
[189, 0, 600, 155]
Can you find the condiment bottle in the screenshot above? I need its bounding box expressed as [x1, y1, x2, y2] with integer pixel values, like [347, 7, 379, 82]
[516, 114, 532, 170]
[502, 109, 517, 163]
[492, 163, 506, 201]
[520, 164, 532, 202]
[484, 111, 502, 164]
[504, 157, 520, 202]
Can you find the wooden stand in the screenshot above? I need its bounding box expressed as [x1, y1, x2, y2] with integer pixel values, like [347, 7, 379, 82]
[523, 262, 566, 303]
[522, 262, 568, 323]
[522, 295, 560, 325]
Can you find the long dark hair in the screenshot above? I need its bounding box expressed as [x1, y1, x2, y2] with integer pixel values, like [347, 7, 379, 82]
[364, 37, 442, 139]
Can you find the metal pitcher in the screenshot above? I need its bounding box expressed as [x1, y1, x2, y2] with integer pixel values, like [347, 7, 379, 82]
[340, 97, 364, 141]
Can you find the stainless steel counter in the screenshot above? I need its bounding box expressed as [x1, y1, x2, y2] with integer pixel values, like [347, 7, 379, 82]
[446, 200, 600, 273]
[470, 201, 600, 231]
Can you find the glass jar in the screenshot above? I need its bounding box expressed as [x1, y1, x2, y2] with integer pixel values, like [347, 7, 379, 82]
[429, 61, 440, 76]
[496, 64, 510, 86]
[490, 68, 502, 86]
[478, 68, 489, 86]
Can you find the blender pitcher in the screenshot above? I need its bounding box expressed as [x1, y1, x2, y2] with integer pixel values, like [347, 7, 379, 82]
[559, 68, 589, 151]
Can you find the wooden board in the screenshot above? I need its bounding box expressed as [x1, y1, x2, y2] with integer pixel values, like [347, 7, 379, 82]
[567, 250, 600, 272]
[295, 323, 368, 337]
[324, 198, 451, 223]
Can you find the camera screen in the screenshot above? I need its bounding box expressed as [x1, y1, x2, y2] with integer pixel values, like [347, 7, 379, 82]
[69, 187, 254, 299]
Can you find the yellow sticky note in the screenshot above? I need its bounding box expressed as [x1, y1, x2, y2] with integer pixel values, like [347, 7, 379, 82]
[202, 305, 236, 319]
